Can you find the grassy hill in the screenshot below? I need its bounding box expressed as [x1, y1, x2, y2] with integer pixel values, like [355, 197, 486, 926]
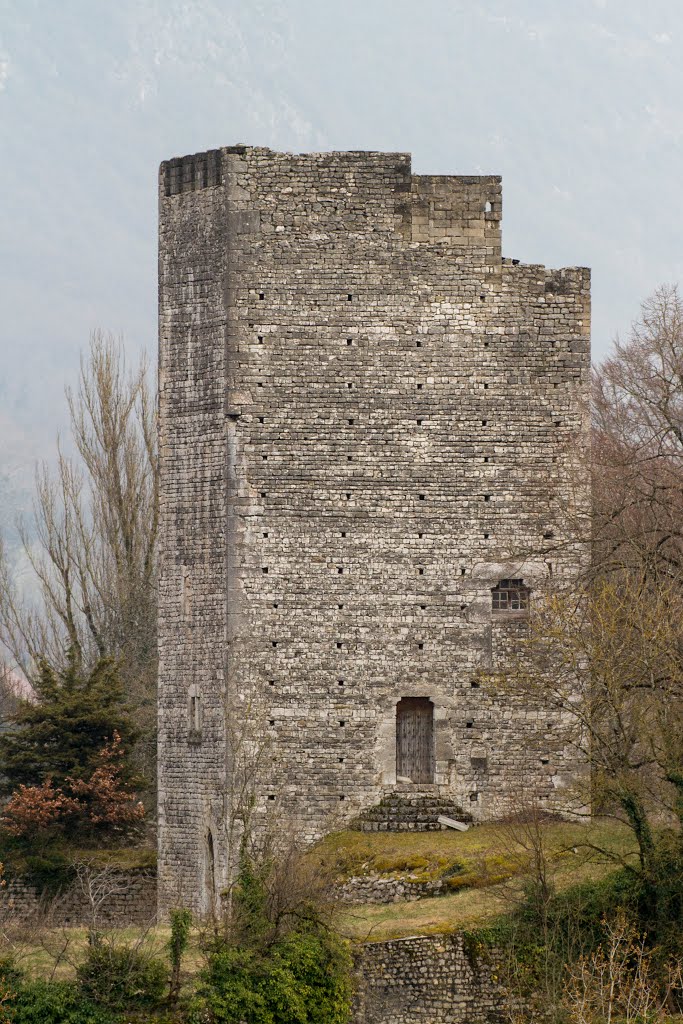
[5, 817, 637, 990]
[316, 817, 636, 941]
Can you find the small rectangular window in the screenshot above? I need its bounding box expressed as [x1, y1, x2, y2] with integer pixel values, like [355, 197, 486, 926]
[491, 578, 530, 613]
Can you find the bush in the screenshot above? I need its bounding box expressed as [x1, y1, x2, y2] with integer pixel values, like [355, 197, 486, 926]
[76, 942, 167, 1011]
[169, 907, 193, 1003]
[0, 957, 23, 988]
[191, 927, 352, 1024]
[190, 847, 352, 1024]
[8, 980, 118, 1024]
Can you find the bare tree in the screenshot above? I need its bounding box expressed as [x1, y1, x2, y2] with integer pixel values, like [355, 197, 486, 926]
[74, 860, 141, 946]
[490, 571, 683, 878]
[592, 284, 683, 586]
[0, 331, 158, 781]
[563, 913, 683, 1024]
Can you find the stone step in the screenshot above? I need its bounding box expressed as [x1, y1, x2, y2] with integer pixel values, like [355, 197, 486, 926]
[352, 791, 473, 833]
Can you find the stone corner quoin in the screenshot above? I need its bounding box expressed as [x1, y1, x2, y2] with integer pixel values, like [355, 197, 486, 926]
[156, 144, 591, 915]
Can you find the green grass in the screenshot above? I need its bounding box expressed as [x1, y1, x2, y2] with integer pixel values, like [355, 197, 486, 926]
[2, 818, 638, 977]
[315, 817, 638, 941]
[65, 845, 157, 870]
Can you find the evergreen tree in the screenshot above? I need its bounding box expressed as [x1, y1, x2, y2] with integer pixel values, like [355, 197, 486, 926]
[0, 653, 138, 795]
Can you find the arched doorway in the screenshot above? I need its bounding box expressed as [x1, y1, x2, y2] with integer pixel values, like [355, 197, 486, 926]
[396, 697, 434, 784]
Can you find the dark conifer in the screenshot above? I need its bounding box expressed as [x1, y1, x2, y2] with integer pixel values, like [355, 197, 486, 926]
[0, 651, 138, 795]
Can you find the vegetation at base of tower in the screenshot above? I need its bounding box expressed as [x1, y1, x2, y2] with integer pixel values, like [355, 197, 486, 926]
[0, 330, 158, 791]
[0, 818, 679, 1022]
[76, 942, 168, 1011]
[0, 656, 138, 795]
[169, 908, 193, 1004]
[0, 952, 168, 1023]
[461, 793, 683, 1021]
[475, 859, 683, 1022]
[0, 656, 144, 887]
[189, 851, 352, 1024]
[4, 979, 121, 1024]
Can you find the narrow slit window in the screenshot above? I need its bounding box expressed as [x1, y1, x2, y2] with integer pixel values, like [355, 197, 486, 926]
[188, 685, 201, 734]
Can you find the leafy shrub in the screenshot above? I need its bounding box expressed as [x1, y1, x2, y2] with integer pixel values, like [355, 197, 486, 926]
[76, 942, 167, 1010]
[191, 927, 352, 1024]
[8, 980, 118, 1024]
[0, 736, 144, 849]
[191, 851, 352, 1024]
[67, 733, 145, 837]
[169, 906, 193, 1003]
[0, 780, 80, 840]
[0, 957, 23, 988]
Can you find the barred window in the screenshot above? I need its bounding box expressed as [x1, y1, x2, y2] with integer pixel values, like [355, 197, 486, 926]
[491, 579, 529, 613]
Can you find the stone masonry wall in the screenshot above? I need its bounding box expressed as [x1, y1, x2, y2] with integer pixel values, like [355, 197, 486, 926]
[0, 869, 157, 927]
[337, 873, 445, 905]
[353, 933, 505, 1024]
[157, 146, 591, 913]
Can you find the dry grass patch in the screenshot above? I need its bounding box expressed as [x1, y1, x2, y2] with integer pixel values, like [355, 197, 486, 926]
[65, 845, 157, 870]
[319, 817, 638, 942]
[3, 923, 204, 990]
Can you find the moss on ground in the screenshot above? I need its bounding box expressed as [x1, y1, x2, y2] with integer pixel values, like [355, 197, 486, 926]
[4, 819, 638, 977]
[314, 817, 638, 941]
[66, 845, 157, 870]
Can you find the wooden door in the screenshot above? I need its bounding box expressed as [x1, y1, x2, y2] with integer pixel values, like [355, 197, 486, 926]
[396, 697, 434, 784]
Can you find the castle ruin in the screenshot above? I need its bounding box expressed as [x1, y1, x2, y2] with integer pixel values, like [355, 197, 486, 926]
[157, 146, 591, 914]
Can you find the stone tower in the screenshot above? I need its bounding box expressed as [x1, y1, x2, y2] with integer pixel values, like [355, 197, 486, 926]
[157, 146, 591, 914]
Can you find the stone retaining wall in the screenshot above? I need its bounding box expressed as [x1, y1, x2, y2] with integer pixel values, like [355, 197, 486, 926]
[354, 933, 505, 1024]
[337, 873, 446, 904]
[0, 868, 157, 927]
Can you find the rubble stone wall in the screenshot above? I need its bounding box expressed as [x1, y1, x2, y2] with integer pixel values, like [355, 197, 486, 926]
[353, 933, 505, 1023]
[0, 869, 157, 927]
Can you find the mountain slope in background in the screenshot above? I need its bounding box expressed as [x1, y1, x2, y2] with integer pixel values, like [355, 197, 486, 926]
[1, 0, 682, 544]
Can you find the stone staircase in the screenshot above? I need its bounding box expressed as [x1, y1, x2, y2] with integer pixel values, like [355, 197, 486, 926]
[352, 786, 473, 833]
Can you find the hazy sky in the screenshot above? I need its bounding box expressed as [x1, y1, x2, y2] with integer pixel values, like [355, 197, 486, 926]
[1, 0, 683, 462]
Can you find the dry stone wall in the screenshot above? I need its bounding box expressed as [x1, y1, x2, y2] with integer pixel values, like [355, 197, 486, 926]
[157, 146, 591, 913]
[337, 873, 446, 905]
[0, 869, 157, 927]
[353, 933, 505, 1024]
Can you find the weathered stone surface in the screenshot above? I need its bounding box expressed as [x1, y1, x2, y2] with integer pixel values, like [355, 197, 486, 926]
[352, 788, 472, 832]
[0, 869, 157, 927]
[353, 933, 506, 1023]
[157, 146, 591, 915]
[337, 873, 447, 905]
